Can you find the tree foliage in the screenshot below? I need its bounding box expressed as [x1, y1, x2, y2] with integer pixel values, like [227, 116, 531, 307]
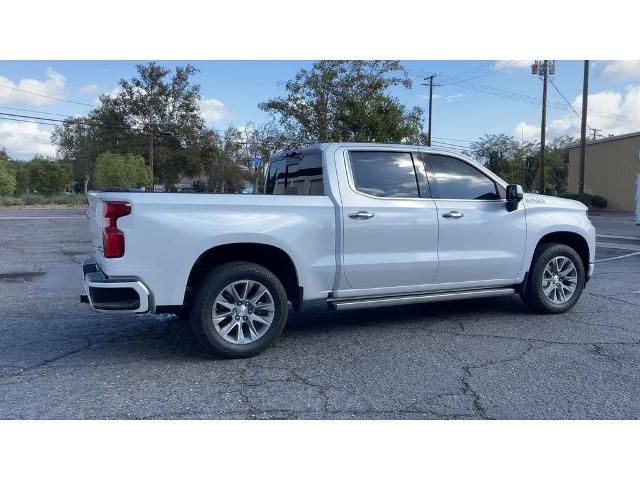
[0, 149, 16, 197]
[53, 62, 206, 191]
[27, 156, 73, 196]
[93, 152, 152, 190]
[470, 134, 575, 193]
[259, 60, 425, 144]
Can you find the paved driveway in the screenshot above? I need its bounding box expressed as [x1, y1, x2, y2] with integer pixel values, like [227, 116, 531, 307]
[1, 208, 639, 419]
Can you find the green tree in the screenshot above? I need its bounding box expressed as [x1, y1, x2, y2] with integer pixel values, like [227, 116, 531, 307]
[53, 62, 206, 190]
[470, 133, 576, 193]
[471, 134, 521, 181]
[28, 156, 73, 196]
[11, 160, 30, 195]
[0, 149, 16, 197]
[259, 60, 425, 143]
[93, 152, 152, 190]
[543, 135, 574, 194]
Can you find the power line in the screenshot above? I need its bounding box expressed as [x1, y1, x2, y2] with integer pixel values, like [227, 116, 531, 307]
[0, 83, 95, 107]
[0, 105, 73, 117]
[408, 70, 640, 125]
[0, 113, 312, 147]
[439, 61, 518, 85]
[549, 78, 592, 131]
[430, 61, 495, 84]
[0, 115, 60, 128]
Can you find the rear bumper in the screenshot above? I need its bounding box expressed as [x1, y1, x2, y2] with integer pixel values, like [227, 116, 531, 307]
[82, 258, 150, 313]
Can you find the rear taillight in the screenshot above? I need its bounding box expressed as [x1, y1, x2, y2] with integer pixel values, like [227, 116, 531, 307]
[102, 201, 131, 258]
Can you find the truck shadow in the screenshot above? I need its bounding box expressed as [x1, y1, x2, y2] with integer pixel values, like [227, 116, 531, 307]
[146, 295, 531, 359]
[5, 294, 531, 364]
[282, 295, 530, 338]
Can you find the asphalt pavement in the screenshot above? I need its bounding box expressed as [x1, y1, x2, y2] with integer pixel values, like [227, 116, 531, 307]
[1, 208, 639, 419]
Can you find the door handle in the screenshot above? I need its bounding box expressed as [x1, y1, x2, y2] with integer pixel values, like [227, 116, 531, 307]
[349, 211, 375, 220]
[442, 210, 464, 219]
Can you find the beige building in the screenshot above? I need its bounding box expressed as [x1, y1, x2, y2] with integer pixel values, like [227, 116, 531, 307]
[567, 131, 640, 213]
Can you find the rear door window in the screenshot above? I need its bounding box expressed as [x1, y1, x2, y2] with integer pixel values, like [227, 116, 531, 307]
[349, 151, 420, 198]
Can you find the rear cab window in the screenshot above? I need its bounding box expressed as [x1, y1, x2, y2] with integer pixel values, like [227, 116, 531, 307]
[265, 150, 324, 195]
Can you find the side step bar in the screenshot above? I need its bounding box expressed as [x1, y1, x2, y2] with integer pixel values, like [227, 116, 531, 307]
[328, 287, 515, 311]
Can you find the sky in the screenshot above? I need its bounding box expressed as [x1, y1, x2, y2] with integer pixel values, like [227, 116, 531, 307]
[1, 60, 640, 160]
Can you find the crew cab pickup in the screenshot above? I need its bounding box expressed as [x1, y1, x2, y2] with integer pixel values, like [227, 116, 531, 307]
[83, 143, 595, 357]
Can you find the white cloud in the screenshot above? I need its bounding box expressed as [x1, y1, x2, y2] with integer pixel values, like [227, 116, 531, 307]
[601, 61, 640, 81]
[548, 86, 640, 137]
[419, 93, 462, 103]
[200, 97, 232, 123]
[105, 86, 122, 98]
[0, 67, 66, 106]
[514, 85, 640, 142]
[514, 121, 541, 143]
[442, 93, 463, 103]
[0, 121, 56, 158]
[79, 83, 99, 95]
[494, 60, 532, 70]
[92, 86, 123, 106]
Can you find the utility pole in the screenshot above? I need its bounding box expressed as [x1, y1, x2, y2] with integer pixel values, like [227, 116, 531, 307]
[590, 128, 602, 140]
[149, 133, 154, 192]
[422, 74, 437, 147]
[531, 61, 554, 193]
[579, 60, 589, 194]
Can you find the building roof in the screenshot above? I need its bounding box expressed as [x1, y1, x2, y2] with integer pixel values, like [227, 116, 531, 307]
[568, 130, 640, 149]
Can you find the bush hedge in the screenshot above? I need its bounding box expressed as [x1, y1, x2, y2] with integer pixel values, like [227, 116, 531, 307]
[0, 193, 87, 207]
[558, 192, 608, 209]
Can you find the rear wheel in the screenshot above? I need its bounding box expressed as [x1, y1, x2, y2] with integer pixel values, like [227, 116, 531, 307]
[189, 262, 288, 358]
[521, 243, 585, 314]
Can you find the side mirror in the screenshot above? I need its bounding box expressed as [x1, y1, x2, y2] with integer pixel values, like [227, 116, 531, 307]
[506, 184, 523, 212]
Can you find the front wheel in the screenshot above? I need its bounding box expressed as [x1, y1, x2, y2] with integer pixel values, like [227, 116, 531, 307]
[521, 243, 586, 314]
[189, 262, 288, 358]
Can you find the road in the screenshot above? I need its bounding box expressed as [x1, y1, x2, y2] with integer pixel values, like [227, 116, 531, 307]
[1, 208, 639, 419]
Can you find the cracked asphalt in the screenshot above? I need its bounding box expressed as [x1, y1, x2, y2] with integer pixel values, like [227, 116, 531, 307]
[1, 208, 639, 419]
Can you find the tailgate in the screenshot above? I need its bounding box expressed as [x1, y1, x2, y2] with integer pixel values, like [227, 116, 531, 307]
[87, 192, 104, 254]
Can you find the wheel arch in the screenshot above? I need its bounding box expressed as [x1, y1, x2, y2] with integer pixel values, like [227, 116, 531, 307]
[186, 242, 302, 311]
[534, 231, 590, 272]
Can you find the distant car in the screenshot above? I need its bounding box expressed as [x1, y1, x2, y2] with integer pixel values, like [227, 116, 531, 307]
[83, 143, 595, 357]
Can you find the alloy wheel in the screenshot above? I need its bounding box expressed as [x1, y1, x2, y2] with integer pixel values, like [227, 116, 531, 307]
[211, 280, 275, 344]
[541, 256, 578, 304]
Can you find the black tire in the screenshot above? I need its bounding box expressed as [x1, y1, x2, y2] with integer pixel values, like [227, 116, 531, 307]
[189, 261, 288, 358]
[521, 242, 585, 314]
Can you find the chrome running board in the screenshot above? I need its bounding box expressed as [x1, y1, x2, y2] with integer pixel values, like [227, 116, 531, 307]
[327, 287, 515, 311]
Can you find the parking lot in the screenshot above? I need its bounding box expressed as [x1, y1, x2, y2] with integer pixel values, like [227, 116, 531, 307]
[0, 207, 639, 419]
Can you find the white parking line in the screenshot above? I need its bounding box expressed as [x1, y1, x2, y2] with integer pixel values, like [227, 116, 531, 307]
[595, 251, 640, 263]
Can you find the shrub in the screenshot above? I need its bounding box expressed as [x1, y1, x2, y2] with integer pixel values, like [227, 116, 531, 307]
[558, 192, 608, 209]
[51, 193, 87, 205]
[93, 152, 151, 190]
[0, 163, 16, 196]
[591, 195, 608, 209]
[21, 193, 49, 205]
[0, 196, 23, 206]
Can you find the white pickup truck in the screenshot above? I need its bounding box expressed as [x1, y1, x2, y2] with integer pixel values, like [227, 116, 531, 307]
[83, 143, 595, 357]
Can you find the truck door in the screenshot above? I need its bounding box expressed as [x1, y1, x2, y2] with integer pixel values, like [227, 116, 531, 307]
[422, 153, 527, 285]
[340, 149, 439, 290]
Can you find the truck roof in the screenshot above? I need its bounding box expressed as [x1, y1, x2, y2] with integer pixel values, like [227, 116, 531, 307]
[271, 142, 468, 159]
